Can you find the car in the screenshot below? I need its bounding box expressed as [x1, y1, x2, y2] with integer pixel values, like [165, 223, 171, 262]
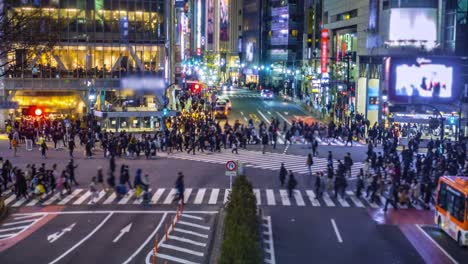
[261, 89, 274, 99]
[213, 105, 229, 118]
[216, 97, 232, 110]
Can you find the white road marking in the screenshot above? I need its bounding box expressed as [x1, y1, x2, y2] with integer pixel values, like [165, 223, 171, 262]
[103, 192, 117, 205]
[331, 219, 343, 243]
[11, 197, 27, 207]
[194, 189, 206, 204]
[2, 219, 35, 226]
[266, 189, 276, 205]
[73, 191, 91, 205]
[58, 189, 83, 205]
[257, 110, 271, 124]
[49, 213, 114, 264]
[279, 190, 291, 206]
[346, 191, 364, 207]
[167, 235, 206, 247]
[178, 221, 210, 230]
[208, 189, 219, 204]
[293, 190, 305, 206]
[276, 111, 292, 125]
[224, 189, 231, 204]
[0, 225, 31, 232]
[4, 195, 17, 206]
[13, 214, 45, 221]
[336, 195, 350, 207]
[254, 189, 261, 205]
[173, 227, 209, 238]
[150, 253, 199, 264]
[158, 243, 204, 257]
[43, 192, 61, 205]
[415, 225, 458, 264]
[91, 190, 107, 205]
[118, 190, 135, 204]
[151, 188, 166, 204]
[183, 188, 193, 204]
[181, 214, 204, 221]
[305, 190, 321, 206]
[112, 223, 132, 243]
[0, 233, 14, 239]
[123, 213, 167, 264]
[163, 189, 177, 204]
[322, 192, 336, 207]
[263, 216, 276, 264]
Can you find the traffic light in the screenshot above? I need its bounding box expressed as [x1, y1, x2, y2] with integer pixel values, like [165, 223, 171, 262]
[23, 106, 44, 116]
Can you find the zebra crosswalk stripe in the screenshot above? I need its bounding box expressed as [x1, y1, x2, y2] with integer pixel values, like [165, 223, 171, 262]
[279, 190, 291, 206]
[92, 190, 107, 205]
[224, 189, 231, 204]
[346, 191, 364, 208]
[163, 189, 177, 204]
[103, 192, 117, 205]
[151, 188, 165, 204]
[305, 190, 321, 206]
[58, 189, 83, 205]
[254, 189, 261, 205]
[293, 190, 305, 206]
[11, 197, 27, 207]
[194, 188, 206, 204]
[337, 195, 350, 207]
[118, 190, 135, 204]
[2, 188, 432, 211]
[266, 189, 276, 205]
[322, 192, 336, 207]
[43, 192, 61, 205]
[73, 191, 92, 205]
[208, 189, 219, 204]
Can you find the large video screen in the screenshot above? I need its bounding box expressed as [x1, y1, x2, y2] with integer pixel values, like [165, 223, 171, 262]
[395, 63, 453, 99]
[389, 8, 437, 43]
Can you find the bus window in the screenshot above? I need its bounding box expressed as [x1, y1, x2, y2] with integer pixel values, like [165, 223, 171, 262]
[446, 185, 466, 223]
[437, 182, 448, 211]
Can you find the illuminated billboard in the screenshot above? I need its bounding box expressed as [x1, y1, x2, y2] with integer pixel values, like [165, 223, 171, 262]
[388, 8, 438, 49]
[390, 58, 460, 103]
[220, 0, 229, 41]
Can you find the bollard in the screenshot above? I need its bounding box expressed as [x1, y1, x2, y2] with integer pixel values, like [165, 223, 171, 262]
[152, 237, 158, 264]
[165, 223, 168, 241]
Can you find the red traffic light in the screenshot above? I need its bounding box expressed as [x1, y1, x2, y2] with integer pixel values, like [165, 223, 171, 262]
[34, 108, 42, 116]
[194, 84, 200, 90]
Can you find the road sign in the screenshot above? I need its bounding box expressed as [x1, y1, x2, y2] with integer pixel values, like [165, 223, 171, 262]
[225, 171, 237, 177]
[225, 161, 237, 171]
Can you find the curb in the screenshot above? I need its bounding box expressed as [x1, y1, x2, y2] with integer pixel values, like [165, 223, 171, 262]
[207, 207, 225, 264]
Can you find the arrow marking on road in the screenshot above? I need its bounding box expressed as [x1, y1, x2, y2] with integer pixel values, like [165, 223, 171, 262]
[47, 223, 76, 243]
[113, 223, 132, 243]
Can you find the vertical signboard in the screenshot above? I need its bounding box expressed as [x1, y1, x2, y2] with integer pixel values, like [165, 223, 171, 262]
[207, 0, 214, 45]
[321, 29, 329, 73]
[220, 0, 229, 41]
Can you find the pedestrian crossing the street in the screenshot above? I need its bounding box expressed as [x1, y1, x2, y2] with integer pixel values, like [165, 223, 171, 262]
[1, 187, 424, 210]
[161, 149, 364, 177]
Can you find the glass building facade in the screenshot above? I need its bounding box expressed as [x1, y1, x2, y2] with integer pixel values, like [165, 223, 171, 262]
[7, 0, 166, 79]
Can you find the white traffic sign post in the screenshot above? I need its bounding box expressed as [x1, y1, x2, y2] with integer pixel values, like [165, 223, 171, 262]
[225, 161, 238, 189]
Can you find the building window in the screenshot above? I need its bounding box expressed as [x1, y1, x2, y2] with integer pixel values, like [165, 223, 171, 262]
[331, 9, 358, 23]
[383, 0, 390, 10]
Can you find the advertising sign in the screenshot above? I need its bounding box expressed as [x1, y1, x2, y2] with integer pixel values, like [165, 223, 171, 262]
[390, 58, 459, 103]
[220, 0, 229, 41]
[321, 29, 329, 74]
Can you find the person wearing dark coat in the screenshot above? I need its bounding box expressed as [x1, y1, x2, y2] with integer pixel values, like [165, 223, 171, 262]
[279, 163, 287, 187]
[287, 171, 297, 198]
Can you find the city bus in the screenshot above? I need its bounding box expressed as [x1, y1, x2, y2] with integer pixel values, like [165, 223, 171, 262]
[435, 176, 468, 247]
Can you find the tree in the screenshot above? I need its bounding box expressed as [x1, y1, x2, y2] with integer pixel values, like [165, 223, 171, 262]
[219, 175, 261, 264]
[0, 0, 60, 78]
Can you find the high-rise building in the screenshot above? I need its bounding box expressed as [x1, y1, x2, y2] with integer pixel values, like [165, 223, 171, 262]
[323, 0, 468, 140]
[0, 0, 167, 129]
